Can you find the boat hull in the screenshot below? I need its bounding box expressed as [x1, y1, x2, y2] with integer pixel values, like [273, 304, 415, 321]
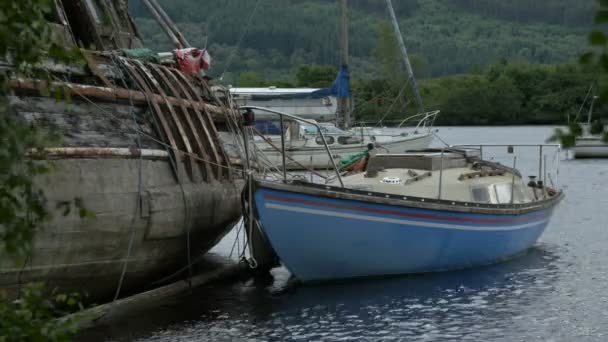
[571, 145, 608, 158]
[257, 133, 433, 169]
[0, 156, 242, 300]
[253, 185, 559, 282]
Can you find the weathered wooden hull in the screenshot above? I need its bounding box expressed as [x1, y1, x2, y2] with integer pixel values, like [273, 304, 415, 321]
[0, 157, 242, 299]
[3, 91, 244, 300]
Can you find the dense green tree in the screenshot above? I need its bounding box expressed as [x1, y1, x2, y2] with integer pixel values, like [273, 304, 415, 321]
[296, 65, 337, 87]
[130, 0, 590, 82]
[1, 1, 81, 340]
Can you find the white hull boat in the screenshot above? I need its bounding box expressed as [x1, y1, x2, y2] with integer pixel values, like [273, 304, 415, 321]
[253, 111, 438, 170]
[571, 137, 608, 158]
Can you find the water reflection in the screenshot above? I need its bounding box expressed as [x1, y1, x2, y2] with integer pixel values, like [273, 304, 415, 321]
[131, 245, 562, 342]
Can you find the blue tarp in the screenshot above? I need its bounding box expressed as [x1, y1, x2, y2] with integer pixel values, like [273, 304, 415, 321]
[311, 64, 350, 98]
[247, 65, 351, 101]
[255, 121, 282, 135]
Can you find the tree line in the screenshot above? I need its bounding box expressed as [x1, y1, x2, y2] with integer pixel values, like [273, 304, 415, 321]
[130, 0, 590, 83]
[237, 61, 607, 126]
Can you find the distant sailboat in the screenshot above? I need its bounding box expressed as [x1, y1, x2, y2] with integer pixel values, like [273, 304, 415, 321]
[571, 94, 608, 158]
[240, 0, 438, 170]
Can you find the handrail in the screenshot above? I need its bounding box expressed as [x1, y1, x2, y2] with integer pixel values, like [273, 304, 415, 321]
[240, 105, 344, 187]
[353, 110, 440, 129]
[397, 110, 440, 129]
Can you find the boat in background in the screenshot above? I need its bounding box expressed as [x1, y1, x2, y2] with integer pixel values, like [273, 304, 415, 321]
[247, 110, 437, 170]
[242, 107, 564, 282]
[230, 0, 439, 170]
[571, 95, 608, 158]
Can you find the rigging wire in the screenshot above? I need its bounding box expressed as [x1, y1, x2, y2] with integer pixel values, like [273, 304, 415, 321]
[219, 0, 262, 81]
[375, 82, 409, 127]
[110, 56, 144, 301]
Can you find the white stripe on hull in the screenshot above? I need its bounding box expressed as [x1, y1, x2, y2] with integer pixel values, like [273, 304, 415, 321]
[265, 203, 549, 231]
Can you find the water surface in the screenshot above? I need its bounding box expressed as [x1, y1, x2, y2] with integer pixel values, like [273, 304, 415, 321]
[91, 126, 608, 341]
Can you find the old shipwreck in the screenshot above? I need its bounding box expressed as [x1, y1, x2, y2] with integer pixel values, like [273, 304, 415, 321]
[2, 0, 246, 299]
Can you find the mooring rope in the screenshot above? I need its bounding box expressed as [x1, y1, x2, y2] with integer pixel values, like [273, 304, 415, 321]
[111, 55, 143, 301]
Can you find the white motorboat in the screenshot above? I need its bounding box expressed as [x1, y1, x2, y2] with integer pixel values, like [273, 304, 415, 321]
[252, 111, 438, 170]
[570, 95, 608, 158]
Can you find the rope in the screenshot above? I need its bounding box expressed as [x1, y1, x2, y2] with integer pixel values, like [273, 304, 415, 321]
[433, 131, 450, 147]
[120, 59, 195, 284]
[376, 82, 409, 127]
[229, 219, 244, 259]
[574, 84, 593, 122]
[219, 0, 262, 80]
[112, 55, 142, 301]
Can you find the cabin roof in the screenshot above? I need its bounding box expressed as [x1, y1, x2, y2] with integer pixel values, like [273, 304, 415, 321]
[230, 87, 322, 96]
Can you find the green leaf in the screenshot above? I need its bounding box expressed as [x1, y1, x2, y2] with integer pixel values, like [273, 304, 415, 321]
[590, 31, 607, 46]
[600, 54, 608, 72]
[580, 52, 594, 65]
[595, 10, 608, 24]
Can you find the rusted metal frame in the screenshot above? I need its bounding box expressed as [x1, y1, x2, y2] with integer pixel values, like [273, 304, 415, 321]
[156, 65, 220, 181]
[149, 63, 214, 182]
[132, 60, 199, 182]
[82, 52, 114, 88]
[8, 78, 228, 119]
[194, 75, 234, 178]
[161, 66, 225, 180]
[173, 71, 231, 179]
[121, 60, 186, 182]
[169, 69, 227, 180]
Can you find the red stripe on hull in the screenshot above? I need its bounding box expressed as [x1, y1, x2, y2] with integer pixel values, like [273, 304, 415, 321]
[263, 194, 548, 225]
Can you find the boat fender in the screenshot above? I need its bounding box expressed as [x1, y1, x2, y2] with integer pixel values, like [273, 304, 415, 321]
[527, 176, 537, 188]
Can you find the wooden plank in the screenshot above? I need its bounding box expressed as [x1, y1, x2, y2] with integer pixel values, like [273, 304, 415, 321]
[172, 71, 231, 179]
[161, 66, 225, 180]
[149, 63, 214, 182]
[120, 60, 185, 182]
[132, 60, 198, 182]
[8, 79, 231, 121]
[82, 51, 114, 88]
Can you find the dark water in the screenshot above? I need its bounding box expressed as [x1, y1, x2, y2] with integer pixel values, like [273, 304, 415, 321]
[93, 127, 608, 341]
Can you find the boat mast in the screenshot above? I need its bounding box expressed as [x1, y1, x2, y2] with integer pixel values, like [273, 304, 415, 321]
[588, 95, 598, 125]
[141, 0, 190, 48]
[338, 0, 351, 129]
[385, 0, 424, 111]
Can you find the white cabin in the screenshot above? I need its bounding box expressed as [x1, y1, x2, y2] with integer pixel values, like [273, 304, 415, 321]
[230, 87, 337, 121]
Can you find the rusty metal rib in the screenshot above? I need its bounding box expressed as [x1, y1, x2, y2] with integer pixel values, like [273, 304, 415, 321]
[161, 67, 223, 179]
[149, 63, 214, 182]
[121, 59, 186, 181]
[132, 60, 199, 182]
[171, 71, 230, 179]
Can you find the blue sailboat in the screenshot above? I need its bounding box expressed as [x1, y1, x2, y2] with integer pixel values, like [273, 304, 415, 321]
[241, 107, 564, 282]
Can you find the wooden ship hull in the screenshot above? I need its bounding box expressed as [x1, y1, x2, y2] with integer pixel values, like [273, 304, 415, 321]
[1, 0, 246, 300]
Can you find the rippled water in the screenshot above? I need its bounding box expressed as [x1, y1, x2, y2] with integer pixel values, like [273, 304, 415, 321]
[89, 127, 608, 341]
